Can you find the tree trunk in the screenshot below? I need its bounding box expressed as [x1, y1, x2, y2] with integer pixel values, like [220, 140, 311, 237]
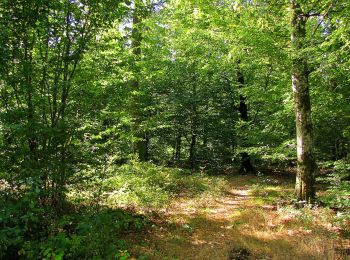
[237, 66, 248, 122]
[189, 82, 198, 169]
[175, 132, 181, 162]
[135, 132, 149, 161]
[291, 0, 316, 202]
[189, 133, 196, 169]
[237, 62, 253, 173]
[130, 0, 148, 161]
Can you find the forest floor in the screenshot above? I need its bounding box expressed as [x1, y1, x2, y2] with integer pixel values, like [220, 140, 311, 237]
[123, 174, 350, 260]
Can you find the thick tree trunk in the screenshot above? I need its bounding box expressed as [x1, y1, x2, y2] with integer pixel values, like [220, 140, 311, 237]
[291, 0, 316, 202]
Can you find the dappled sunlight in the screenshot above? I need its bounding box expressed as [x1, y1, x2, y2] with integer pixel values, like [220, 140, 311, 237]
[125, 174, 349, 259]
[40, 170, 350, 259]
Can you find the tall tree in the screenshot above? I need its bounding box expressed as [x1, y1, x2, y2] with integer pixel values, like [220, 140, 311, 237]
[290, 0, 316, 201]
[237, 61, 254, 174]
[129, 0, 148, 161]
[129, 0, 166, 161]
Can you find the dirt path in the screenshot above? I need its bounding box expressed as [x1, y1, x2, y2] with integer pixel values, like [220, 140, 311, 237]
[128, 176, 347, 260]
[128, 177, 257, 259]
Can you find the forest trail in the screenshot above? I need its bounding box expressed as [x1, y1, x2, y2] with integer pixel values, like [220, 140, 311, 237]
[152, 181, 253, 259]
[141, 179, 253, 259]
[158, 187, 253, 259]
[127, 175, 347, 260]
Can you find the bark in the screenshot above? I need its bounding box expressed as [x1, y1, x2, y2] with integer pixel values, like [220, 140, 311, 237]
[291, 0, 316, 202]
[136, 133, 149, 161]
[130, 0, 148, 161]
[24, 37, 37, 155]
[237, 68, 248, 122]
[189, 133, 196, 169]
[240, 152, 254, 174]
[175, 132, 182, 162]
[237, 62, 253, 173]
[189, 83, 198, 169]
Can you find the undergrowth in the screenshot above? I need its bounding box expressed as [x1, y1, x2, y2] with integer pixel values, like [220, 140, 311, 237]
[2, 161, 350, 259]
[1, 162, 228, 259]
[69, 161, 228, 209]
[317, 159, 350, 210]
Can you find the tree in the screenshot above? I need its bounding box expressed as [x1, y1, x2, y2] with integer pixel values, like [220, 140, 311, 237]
[290, 0, 316, 201]
[0, 0, 123, 207]
[127, 0, 166, 161]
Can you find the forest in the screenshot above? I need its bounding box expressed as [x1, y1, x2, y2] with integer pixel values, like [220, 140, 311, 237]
[0, 0, 349, 259]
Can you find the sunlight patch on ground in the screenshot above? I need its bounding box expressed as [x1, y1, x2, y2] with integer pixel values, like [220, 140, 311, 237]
[125, 175, 349, 260]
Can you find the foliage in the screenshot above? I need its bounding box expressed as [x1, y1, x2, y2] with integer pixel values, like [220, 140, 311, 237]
[20, 209, 146, 259]
[1, 198, 147, 259]
[317, 159, 350, 209]
[70, 161, 228, 209]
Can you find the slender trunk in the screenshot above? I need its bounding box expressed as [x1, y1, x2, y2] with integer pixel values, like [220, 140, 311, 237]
[203, 126, 209, 161]
[237, 62, 253, 173]
[189, 83, 197, 169]
[291, 0, 316, 202]
[175, 132, 181, 161]
[130, 0, 148, 161]
[24, 41, 37, 155]
[225, 76, 237, 161]
[189, 133, 196, 169]
[54, 5, 71, 206]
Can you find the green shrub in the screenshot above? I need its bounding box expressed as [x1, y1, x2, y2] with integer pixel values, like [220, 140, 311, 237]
[15, 208, 147, 259]
[0, 189, 46, 258]
[317, 159, 350, 209]
[91, 161, 227, 208]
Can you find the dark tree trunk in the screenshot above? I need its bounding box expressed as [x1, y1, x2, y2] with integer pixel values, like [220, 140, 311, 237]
[237, 67, 248, 122]
[291, 0, 316, 202]
[240, 152, 254, 174]
[136, 134, 149, 161]
[238, 95, 248, 122]
[237, 62, 253, 173]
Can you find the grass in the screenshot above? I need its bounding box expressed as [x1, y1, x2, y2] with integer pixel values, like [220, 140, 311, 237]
[228, 206, 343, 259]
